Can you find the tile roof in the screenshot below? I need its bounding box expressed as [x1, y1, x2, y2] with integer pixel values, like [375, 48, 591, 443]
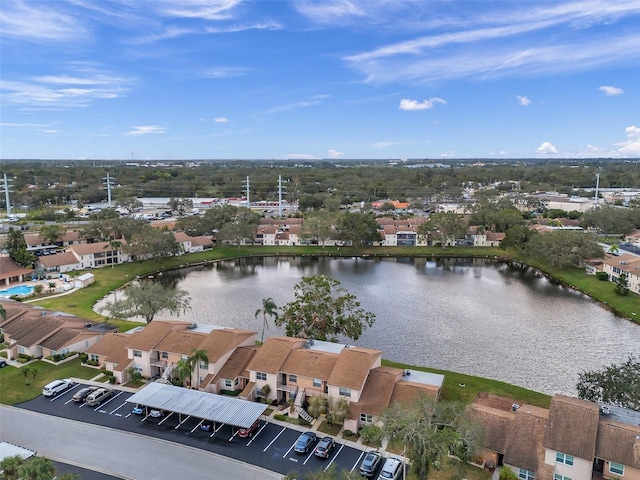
[214, 346, 258, 382]
[389, 380, 440, 405]
[154, 330, 205, 355]
[39, 329, 95, 351]
[246, 337, 306, 374]
[280, 348, 339, 379]
[0, 255, 33, 280]
[328, 347, 382, 390]
[503, 406, 549, 472]
[543, 394, 599, 460]
[126, 320, 183, 351]
[468, 403, 515, 453]
[2, 315, 66, 346]
[196, 329, 256, 362]
[596, 419, 640, 469]
[37, 252, 79, 267]
[352, 366, 401, 416]
[68, 240, 126, 255]
[190, 236, 213, 247]
[174, 232, 190, 243]
[86, 332, 134, 371]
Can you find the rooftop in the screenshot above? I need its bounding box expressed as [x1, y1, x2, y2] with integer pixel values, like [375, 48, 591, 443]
[599, 403, 640, 427]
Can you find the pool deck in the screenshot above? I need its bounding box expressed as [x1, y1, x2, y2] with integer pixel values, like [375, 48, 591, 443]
[2, 277, 79, 301]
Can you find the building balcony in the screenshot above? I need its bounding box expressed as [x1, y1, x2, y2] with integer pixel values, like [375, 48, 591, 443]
[276, 383, 299, 395]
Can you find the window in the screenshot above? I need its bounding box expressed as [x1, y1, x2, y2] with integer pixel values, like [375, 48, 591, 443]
[518, 468, 534, 480]
[256, 372, 267, 381]
[360, 413, 373, 423]
[555, 452, 574, 466]
[609, 462, 624, 476]
[234, 378, 239, 386]
[199, 360, 208, 369]
[134, 364, 143, 372]
[289, 374, 297, 383]
[133, 350, 142, 357]
[224, 379, 232, 388]
[161, 351, 168, 359]
[338, 387, 351, 397]
[554, 475, 571, 480]
[313, 378, 322, 387]
[89, 354, 99, 362]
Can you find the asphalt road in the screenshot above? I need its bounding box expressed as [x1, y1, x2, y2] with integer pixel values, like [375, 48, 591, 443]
[0, 406, 281, 480]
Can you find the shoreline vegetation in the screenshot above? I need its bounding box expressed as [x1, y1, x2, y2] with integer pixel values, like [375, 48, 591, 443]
[24, 245, 638, 407]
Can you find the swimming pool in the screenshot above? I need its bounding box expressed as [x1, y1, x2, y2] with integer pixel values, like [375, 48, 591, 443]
[0, 285, 35, 296]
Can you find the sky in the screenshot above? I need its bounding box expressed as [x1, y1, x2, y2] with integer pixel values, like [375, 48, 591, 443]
[1, 0, 640, 161]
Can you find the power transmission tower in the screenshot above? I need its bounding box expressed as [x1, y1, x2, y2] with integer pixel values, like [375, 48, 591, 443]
[1, 173, 13, 217]
[242, 176, 251, 209]
[103, 172, 114, 207]
[278, 175, 287, 217]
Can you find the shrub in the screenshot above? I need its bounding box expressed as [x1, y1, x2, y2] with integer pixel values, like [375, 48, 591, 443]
[274, 414, 288, 421]
[53, 354, 62, 362]
[343, 429, 355, 438]
[108, 377, 116, 384]
[596, 272, 609, 281]
[85, 360, 99, 366]
[79, 353, 88, 362]
[18, 353, 32, 362]
[359, 425, 382, 446]
[220, 389, 241, 397]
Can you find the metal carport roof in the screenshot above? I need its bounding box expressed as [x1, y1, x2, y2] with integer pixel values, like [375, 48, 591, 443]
[126, 382, 267, 429]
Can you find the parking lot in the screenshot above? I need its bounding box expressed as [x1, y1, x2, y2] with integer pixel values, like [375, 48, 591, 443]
[20, 382, 373, 477]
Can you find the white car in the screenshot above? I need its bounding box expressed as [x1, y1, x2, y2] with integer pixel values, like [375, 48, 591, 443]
[42, 379, 74, 397]
[149, 409, 164, 418]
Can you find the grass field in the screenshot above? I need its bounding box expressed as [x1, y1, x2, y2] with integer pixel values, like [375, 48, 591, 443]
[0, 358, 99, 405]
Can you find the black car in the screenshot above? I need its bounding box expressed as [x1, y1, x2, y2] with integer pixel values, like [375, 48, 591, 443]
[293, 432, 317, 454]
[313, 436, 335, 459]
[359, 451, 383, 477]
[72, 386, 98, 403]
[200, 420, 213, 432]
[0, 359, 7, 368]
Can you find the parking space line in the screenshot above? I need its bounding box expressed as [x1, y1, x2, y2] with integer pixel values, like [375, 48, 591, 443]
[324, 443, 344, 471]
[109, 401, 128, 415]
[302, 449, 315, 465]
[175, 415, 191, 430]
[246, 422, 268, 446]
[208, 423, 224, 438]
[228, 431, 237, 442]
[93, 391, 123, 412]
[282, 442, 296, 459]
[158, 412, 173, 425]
[265, 427, 286, 452]
[351, 450, 366, 473]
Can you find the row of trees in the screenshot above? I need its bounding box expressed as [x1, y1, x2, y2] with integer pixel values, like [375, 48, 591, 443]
[0, 455, 77, 480]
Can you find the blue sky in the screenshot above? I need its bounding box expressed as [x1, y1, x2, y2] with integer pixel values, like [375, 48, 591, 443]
[1, 0, 639, 161]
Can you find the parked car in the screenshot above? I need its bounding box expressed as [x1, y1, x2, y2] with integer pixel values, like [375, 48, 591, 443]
[85, 388, 113, 407]
[238, 419, 261, 438]
[359, 451, 383, 477]
[0, 359, 7, 368]
[132, 404, 145, 415]
[149, 409, 164, 418]
[200, 420, 213, 431]
[294, 432, 317, 454]
[72, 386, 98, 403]
[42, 379, 74, 397]
[313, 436, 335, 459]
[377, 457, 404, 480]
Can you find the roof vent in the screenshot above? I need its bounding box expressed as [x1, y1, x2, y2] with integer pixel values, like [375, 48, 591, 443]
[404, 369, 410, 376]
[512, 403, 520, 412]
[600, 405, 611, 415]
[186, 323, 198, 330]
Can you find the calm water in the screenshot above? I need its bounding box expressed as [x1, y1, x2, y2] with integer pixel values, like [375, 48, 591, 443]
[125, 256, 640, 395]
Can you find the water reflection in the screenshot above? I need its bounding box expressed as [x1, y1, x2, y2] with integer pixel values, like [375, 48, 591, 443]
[151, 256, 639, 395]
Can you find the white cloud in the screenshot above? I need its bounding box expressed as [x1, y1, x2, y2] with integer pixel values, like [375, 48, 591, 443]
[214, 117, 229, 123]
[399, 98, 446, 111]
[615, 125, 640, 155]
[201, 67, 250, 79]
[0, 1, 87, 41]
[0, 122, 49, 128]
[284, 153, 318, 160]
[125, 125, 166, 136]
[536, 142, 559, 154]
[293, 1, 367, 24]
[328, 149, 344, 158]
[517, 95, 531, 106]
[599, 85, 624, 96]
[158, 0, 241, 20]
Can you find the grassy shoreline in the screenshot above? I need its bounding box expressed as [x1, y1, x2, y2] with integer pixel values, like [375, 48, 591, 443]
[13, 244, 633, 407]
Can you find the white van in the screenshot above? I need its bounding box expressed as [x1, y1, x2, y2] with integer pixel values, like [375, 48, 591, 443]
[85, 388, 113, 407]
[377, 457, 404, 480]
[42, 379, 73, 397]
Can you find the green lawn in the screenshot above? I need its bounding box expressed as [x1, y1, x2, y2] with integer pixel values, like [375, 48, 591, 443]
[0, 358, 98, 405]
[382, 360, 551, 408]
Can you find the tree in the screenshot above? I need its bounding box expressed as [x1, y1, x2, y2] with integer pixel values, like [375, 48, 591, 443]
[300, 212, 336, 246]
[614, 271, 630, 296]
[307, 395, 328, 418]
[125, 226, 181, 260]
[501, 225, 536, 250]
[326, 396, 350, 425]
[255, 297, 279, 344]
[525, 231, 603, 268]
[126, 366, 144, 385]
[39, 224, 65, 245]
[419, 212, 467, 247]
[100, 281, 191, 323]
[115, 196, 143, 215]
[380, 395, 483, 480]
[499, 466, 519, 480]
[22, 366, 38, 385]
[173, 358, 194, 387]
[335, 212, 380, 246]
[0, 455, 24, 480]
[17, 456, 56, 480]
[215, 208, 261, 246]
[276, 275, 375, 341]
[2, 228, 35, 267]
[576, 356, 640, 410]
[188, 348, 209, 388]
[168, 197, 193, 216]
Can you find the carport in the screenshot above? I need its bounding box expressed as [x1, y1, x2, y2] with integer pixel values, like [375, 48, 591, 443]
[126, 382, 267, 432]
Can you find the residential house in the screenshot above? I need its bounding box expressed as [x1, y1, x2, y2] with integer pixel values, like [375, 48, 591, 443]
[599, 252, 640, 295]
[466, 227, 506, 247]
[36, 252, 82, 273]
[0, 301, 115, 360]
[85, 331, 135, 384]
[256, 225, 277, 246]
[67, 240, 131, 269]
[624, 228, 640, 244]
[595, 414, 640, 480]
[376, 217, 427, 246]
[257, 218, 303, 246]
[0, 254, 33, 286]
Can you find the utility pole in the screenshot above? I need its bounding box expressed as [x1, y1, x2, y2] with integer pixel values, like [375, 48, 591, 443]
[1, 173, 13, 217]
[277, 175, 287, 217]
[103, 172, 114, 207]
[242, 176, 251, 209]
[594, 172, 600, 206]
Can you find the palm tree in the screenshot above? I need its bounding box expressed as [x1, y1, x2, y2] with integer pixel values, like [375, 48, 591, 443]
[255, 297, 279, 344]
[18, 456, 56, 480]
[326, 396, 350, 426]
[307, 395, 328, 419]
[609, 244, 620, 255]
[188, 348, 209, 389]
[173, 358, 194, 387]
[0, 455, 24, 480]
